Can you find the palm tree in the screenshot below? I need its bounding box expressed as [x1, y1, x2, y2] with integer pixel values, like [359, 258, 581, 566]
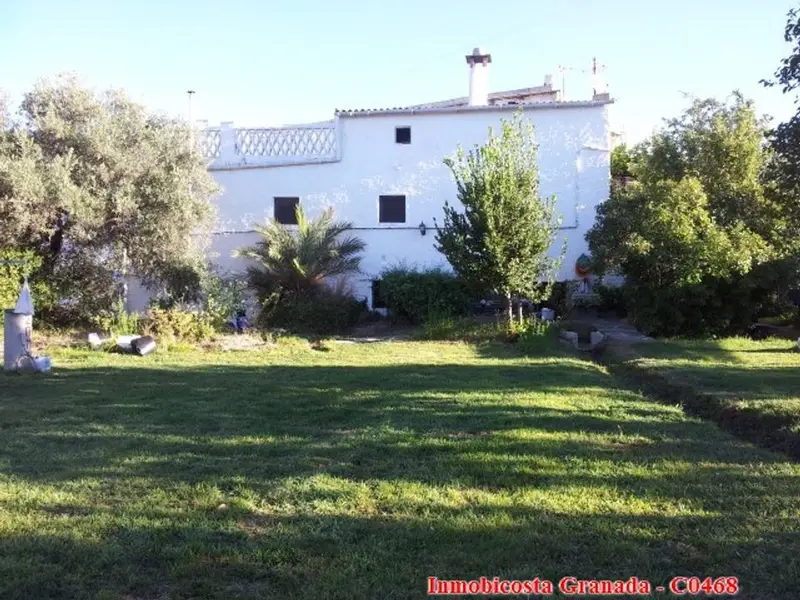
[235, 205, 366, 302]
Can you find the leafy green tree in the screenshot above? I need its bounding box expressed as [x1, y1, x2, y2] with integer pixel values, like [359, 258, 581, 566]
[635, 94, 778, 241]
[588, 94, 777, 336]
[589, 178, 765, 289]
[610, 144, 633, 180]
[235, 204, 365, 303]
[435, 113, 562, 324]
[763, 7, 800, 240]
[0, 75, 218, 320]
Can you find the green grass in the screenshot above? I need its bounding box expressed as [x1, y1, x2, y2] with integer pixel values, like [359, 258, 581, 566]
[622, 337, 800, 457]
[0, 337, 798, 599]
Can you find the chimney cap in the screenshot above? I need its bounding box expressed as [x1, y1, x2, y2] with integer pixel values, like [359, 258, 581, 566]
[466, 47, 492, 65]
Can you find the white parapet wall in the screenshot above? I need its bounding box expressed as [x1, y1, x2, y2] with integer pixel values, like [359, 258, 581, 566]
[199, 121, 341, 170]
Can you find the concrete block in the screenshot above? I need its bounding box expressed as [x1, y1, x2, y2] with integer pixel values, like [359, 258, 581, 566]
[590, 331, 605, 347]
[560, 330, 578, 344]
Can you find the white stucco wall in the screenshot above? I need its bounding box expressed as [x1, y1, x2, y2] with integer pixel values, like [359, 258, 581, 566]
[128, 103, 611, 311]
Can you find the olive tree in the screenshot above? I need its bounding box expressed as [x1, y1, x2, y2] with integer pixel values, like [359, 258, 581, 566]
[0, 75, 218, 320]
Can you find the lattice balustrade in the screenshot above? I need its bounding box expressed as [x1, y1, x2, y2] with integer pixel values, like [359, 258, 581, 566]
[198, 129, 221, 158]
[236, 126, 337, 158]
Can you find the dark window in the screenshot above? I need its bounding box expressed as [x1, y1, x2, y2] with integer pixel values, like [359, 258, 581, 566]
[274, 197, 299, 224]
[395, 127, 411, 144]
[371, 280, 386, 309]
[379, 195, 406, 223]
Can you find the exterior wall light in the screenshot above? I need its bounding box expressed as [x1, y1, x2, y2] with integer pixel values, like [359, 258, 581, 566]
[419, 221, 427, 236]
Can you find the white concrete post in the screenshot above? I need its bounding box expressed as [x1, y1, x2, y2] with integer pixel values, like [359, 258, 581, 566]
[4, 310, 32, 371]
[218, 121, 237, 163]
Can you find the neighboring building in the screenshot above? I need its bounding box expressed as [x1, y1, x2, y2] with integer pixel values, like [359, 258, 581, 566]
[129, 48, 613, 311]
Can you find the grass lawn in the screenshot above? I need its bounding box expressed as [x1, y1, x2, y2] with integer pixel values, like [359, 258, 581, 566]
[623, 337, 800, 457]
[0, 337, 798, 599]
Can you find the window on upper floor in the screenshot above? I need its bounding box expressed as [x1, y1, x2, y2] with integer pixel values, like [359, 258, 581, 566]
[274, 197, 299, 225]
[395, 126, 411, 144]
[379, 195, 406, 223]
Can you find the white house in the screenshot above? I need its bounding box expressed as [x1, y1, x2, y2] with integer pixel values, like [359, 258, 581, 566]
[130, 49, 613, 311]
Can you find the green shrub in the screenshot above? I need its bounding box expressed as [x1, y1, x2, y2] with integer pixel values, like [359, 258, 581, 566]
[92, 299, 141, 336]
[380, 265, 472, 324]
[0, 249, 55, 313]
[541, 281, 579, 318]
[141, 308, 215, 342]
[596, 284, 628, 317]
[201, 268, 249, 330]
[158, 263, 204, 306]
[417, 314, 556, 350]
[626, 278, 764, 338]
[42, 250, 118, 326]
[259, 290, 367, 335]
[150, 265, 249, 331]
[515, 318, 557, 353]
[418, 316, 481, 341]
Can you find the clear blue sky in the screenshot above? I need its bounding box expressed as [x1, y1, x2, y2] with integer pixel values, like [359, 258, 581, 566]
[2, 0, 798, 142]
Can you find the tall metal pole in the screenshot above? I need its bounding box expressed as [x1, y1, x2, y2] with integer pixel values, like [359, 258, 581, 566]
[186, 90, 196, 151]
[187, 89, 195, 125]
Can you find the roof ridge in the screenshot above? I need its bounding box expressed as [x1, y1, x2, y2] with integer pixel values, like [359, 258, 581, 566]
[335, 99, 613, 117]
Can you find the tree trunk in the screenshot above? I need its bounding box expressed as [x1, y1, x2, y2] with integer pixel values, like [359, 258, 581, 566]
[505, 291, 513, 327]
[517, 300, 523, 324]
[120, 247, 129, 310]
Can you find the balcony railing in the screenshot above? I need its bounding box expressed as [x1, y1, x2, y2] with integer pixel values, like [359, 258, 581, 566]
[198, 121, 340, 169]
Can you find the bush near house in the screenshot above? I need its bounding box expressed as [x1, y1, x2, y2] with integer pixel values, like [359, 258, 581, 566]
[91, 303, 216, 343]
[141, 308, 216, 343]
[538, 280, 579, 318]
[236, 204, 367, 336]
[595, 284, 628, 318]
[379, 265, 472, 324]
[150, 265, 250, 332]
[259, 290, 367, 335]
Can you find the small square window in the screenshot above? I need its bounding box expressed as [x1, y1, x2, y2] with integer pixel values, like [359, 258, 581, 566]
[379, 195, 406, 223]
[395, 127, 411, 144]
[274, 197, 299, 224]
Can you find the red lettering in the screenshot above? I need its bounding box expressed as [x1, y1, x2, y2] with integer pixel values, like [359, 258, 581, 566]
[726, 577, 740, 594]
[427, 577, 437, 594]
[670, 576, 688, 595]
[560, 577, 578, 594]
[522, 580, 534, 594]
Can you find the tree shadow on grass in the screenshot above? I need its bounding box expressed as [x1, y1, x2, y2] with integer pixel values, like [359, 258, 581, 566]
[0, 503, 796, 600]
[0, 360, 798, 599]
